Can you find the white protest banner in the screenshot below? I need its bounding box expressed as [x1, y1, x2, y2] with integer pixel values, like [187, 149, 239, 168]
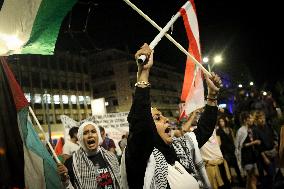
[60, 112, 129, 154]
[88, 112, 129, 143]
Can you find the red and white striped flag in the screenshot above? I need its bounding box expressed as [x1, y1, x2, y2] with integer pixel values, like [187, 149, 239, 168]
[179, 0, 205, 117]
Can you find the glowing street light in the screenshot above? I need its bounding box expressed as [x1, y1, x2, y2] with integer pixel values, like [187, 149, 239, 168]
[262, 91, 267, 96]
[207, 55, 223, 72]
[249, 81, 254, 86]
[213, 55, 223, 63]
[203, 57, 209, 63]
[238, 84, 243, 88]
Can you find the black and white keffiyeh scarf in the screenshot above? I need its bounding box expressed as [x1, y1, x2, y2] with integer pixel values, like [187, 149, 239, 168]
[120, 132, 211, 189]
[172, 132, 210, 188]
[72, 147, 120, 189]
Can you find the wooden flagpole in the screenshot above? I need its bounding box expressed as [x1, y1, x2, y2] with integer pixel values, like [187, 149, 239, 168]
[123, 0, 211, 77]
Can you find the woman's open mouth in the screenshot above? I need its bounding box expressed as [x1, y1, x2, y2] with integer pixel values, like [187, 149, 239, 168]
[165, 127, 171, 133]
[87, 139, 96, 147]
[165, 127, 172, 137]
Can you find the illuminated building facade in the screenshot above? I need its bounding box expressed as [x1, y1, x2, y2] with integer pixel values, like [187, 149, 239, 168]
[89, 49, 183, 119]
[7, 49, 183, 137]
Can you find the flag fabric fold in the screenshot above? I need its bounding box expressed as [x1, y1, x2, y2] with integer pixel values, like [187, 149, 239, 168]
[179, 0, 205, 116]
[0, 57, 62, 188]
[55, 137, 64, 156]
[0, 0, 77, 56]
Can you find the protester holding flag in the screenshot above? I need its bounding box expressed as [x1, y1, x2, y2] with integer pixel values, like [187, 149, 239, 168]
[57, 121, 121, 189]
[120, 44, 222, 189]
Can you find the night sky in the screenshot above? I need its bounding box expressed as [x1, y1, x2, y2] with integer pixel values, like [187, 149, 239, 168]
[56, 0, 283, 91]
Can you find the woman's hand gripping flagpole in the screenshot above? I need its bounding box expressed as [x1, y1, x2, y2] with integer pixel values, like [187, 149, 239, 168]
[123, 0, 211, 77]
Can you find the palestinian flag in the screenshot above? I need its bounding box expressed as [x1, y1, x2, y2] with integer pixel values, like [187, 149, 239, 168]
[0, 0, 77, 56]
[0, 57, 62, 188]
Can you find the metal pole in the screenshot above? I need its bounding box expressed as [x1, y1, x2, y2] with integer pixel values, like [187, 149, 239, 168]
[208, 63, 211, 73]
[210, 63, 216, 71]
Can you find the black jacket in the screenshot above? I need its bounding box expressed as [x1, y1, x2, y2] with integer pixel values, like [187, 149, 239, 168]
[125, 87, 218, 189]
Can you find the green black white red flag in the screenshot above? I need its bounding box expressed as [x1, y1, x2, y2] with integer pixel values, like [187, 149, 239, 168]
[0, 0, 77, 56]
[0, 57, 62, 188]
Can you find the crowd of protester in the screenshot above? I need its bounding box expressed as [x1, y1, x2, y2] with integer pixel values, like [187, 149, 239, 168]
[50, 44, 284, 188]
[172, 87, 284, 189]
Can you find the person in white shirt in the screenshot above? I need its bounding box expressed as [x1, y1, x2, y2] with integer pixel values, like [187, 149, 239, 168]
[200, 129, 232, 189]
[62, 127, 80, 159]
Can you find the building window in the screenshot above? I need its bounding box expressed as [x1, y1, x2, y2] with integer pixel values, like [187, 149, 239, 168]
[41, 59, 49, 69]
[42, 94, 51, 104]
[54, 104, 61, 109]
[69, 62, 76, 72]
[59, 60, 65, 71]
[163, 99, 170, 103]
[77, 84, 83, 91]
[102, 70, 114, 76]
[70, 82, 76, 91]
[85, 96, 91, 104]
[106, 55, 112, 61]
[52, 80, 59, 89]
[63, 104, 69, 109]
[53, 95, 60, 104]
[91, 74, 97, 80]
[83, 64, 88, 74]
[42, 80, 49, 89]
[78, 96, 85, 104]
[85, 83, 90, 90]
[34, 103, 42, 109]
[32, 72, 40, 88]
[34, 94, 42, 103]
[62, 95, 69, 104]
[21, 76, 30, 87]
[62, 82, 67, 89]
[76, 62, 81, 72]
[110, 84, 116, 90]
[70, 95, 77, 104]
[112, 99, 118, 106]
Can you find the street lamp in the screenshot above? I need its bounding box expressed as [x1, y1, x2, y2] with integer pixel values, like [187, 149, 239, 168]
[202, 54, 223, 72]
[202, 57, 209, 63]
[213, 55, 222, 63]
[211, 55, 223, 71]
